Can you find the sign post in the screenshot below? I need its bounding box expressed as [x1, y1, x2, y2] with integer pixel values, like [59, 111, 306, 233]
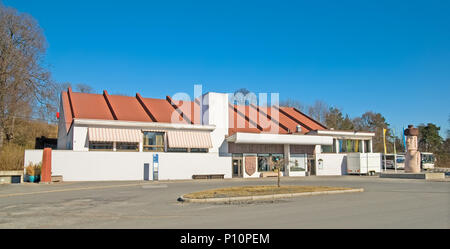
[153, 154, 159, 181]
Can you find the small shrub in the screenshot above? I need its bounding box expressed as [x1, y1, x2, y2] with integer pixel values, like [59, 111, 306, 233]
[25, 163, 35, 175]
[34, 163, 42, 176]
[24, 162, 42, 176]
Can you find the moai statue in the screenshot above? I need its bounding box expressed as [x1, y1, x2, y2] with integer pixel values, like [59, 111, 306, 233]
[404, 125, 421, 173]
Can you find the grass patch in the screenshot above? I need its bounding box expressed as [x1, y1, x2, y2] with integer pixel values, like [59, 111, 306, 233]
[0, 143, 25, 171]
[184, 185, 353, 199]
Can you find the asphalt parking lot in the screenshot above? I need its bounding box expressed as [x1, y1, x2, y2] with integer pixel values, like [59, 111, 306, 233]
[0, 176, 449, 228]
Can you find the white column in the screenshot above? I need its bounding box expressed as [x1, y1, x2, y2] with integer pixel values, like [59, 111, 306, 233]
[315, 145, 321, 154]
[139, 135, 143, 152]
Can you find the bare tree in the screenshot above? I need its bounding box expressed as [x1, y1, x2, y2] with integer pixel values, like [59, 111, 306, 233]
[75, 83, 94, 93]
[272, 158, 285, 187]
[58, 82, 95, 93]
[0, 5, 54, 145]
[280, 98, 305, 112]
[307, 100, 328, 124]
[231, 88, 257, 105]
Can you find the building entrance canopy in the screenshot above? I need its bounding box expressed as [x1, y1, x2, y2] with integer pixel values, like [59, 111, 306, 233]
[226, 132, 333, 145]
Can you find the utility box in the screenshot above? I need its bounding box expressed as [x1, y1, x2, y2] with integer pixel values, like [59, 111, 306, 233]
[347, 153, 382, 175]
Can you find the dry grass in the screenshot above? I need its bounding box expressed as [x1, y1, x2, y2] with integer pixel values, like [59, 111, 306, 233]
[0, 143, 25, 171]
[184, 185, 353, 199]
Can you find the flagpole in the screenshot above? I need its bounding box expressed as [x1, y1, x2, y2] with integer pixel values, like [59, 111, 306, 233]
[393, 129, 397, 173]
[383, 128, 387, 172]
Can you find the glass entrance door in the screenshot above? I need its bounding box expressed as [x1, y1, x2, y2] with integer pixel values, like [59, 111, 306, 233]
[232, 158, 243, 177]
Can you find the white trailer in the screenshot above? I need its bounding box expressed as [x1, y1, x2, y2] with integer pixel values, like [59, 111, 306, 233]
[347, 153, 382, 175]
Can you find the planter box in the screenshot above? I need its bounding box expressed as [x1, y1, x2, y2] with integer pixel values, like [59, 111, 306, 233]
[0, 170, 24, 184]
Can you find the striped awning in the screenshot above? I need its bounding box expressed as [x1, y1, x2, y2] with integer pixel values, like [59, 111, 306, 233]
[167, 130, 213, 148]
[88, 128, 141, 143]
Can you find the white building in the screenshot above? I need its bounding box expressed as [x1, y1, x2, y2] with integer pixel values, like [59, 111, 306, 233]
[24, 88, 380, 181]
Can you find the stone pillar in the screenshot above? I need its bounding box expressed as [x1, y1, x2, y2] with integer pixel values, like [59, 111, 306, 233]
[404, 125, 421, 173]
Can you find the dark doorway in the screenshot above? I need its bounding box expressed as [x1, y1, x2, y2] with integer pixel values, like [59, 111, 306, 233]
[232, 157, 243, 177]
[144, 163, 150, 181]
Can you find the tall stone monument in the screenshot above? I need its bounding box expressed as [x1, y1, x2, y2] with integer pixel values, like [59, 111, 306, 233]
[404, 125, 421, 173]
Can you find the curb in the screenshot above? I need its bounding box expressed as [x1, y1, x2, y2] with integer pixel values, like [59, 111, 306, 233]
[177, 188, 364, 203]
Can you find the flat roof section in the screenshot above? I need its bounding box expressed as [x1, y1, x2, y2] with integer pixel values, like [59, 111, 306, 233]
[227, 132, 333, 145]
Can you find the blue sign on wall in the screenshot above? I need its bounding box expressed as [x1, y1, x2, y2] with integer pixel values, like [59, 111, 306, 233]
[153, 154, 158, 163]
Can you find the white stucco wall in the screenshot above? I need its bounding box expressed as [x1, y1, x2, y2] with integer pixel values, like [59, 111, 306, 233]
[158, 153, 231, 180]
[24, 150, 231, 181]
[73, 126, 89, 151]
[202, 92, 229, 154]
[24, 149, 44, 167]
[315, 153, 347, 176]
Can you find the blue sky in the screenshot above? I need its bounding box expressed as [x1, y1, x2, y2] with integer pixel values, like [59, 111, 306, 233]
[4, 0, 450, 137]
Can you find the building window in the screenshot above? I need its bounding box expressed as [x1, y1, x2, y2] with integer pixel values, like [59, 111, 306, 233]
[143, 132, 165, 152]
[338, 139, 364, 153]
[258, 154, 270, 172]
[89, 142, 113, 151]
[346, 140, 354, 152]
[365, 140, 371, 153]
[322, 139, 336, 153]
[357, 140, 363, 152]
[289, 154, 306, 172]
[258, 154, 284, 172]
[116, 142, 139, 151]
[271, 154, 284, 172]
[191, 148, 208, 153]
[339, 140, 344, 152]
[167, 147, 188, 152]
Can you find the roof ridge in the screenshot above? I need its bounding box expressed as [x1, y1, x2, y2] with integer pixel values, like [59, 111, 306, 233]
[136, 93, 157, 122]
[229, 104, 263, 131]
[103, 90, 118, 120]
[166, 96, 194, 124]
[249, 104, 290, 132]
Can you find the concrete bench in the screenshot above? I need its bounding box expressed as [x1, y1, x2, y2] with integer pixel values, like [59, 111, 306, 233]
[51, 175, 63, 182]
[260, 172, 280, 178]
[192, 174, 225, 180]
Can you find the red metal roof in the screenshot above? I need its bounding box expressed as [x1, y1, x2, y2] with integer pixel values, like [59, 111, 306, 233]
[278, 107, 327, 131]
[106, 93, 153, 122]
[227, 104, 327, 135]
[228, 105, 262, 135]
[61, 89, 327, 135]
[69, 91, 115, 120]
